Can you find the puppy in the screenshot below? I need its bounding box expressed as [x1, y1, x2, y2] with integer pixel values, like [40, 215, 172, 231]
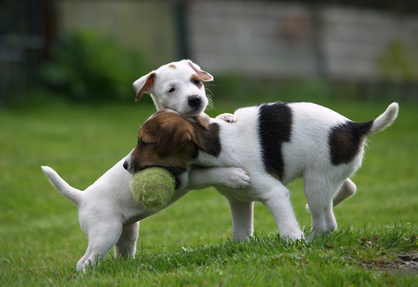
[42, 60, 250, 271]
[124, 102, 399, 242]
[42, 158, 249, 271]
[133, 59, 213, 118]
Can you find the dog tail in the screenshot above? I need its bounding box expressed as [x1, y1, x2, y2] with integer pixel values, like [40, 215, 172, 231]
[370, 102, 399, 134]
[41, 166, 82, 206]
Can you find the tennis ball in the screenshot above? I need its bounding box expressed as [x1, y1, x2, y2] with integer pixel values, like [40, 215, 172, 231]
[129, 167, 175, 210]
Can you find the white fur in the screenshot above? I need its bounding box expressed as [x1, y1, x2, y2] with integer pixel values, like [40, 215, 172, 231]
[133, 59, 213, 117]
[185, 102, 399, 242]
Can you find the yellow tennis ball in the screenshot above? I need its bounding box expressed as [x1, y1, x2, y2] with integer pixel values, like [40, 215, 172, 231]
[129, 167, 175, 210]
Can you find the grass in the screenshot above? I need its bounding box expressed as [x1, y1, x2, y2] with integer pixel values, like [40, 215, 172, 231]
[0, 94, 417, 286]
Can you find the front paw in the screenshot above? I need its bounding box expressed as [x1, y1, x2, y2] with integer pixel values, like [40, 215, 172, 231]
[216, 113, 237, 123]
[224, 167, 250, 189]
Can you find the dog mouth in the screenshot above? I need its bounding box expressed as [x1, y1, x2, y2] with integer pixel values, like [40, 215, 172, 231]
[124, 159, 186, 189]
[136, 165, 187, 190]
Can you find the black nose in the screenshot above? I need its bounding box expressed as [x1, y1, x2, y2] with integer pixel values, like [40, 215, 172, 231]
[123, 161, 128, 170]
[188, 95, 201, 108]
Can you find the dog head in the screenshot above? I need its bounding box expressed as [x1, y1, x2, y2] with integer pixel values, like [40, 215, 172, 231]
[133, 60, 213, 117]
[124, 110, 220, 189]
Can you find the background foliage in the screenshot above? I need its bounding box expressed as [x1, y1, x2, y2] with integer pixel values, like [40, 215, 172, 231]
[39, 31, 147, 103]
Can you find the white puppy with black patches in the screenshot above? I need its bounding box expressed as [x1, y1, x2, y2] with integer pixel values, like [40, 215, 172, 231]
[41, 60, 250, 271]
[124, 102, 399, 242]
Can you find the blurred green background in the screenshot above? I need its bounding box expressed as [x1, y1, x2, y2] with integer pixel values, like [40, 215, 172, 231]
[1, 0, 418, 105]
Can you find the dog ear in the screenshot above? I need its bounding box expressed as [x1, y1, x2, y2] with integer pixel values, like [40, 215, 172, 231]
[188, 61, 213, 82]
[193, 113, 211, 129]
[133, 72, 156, 101]
[190, 123, 221, 157]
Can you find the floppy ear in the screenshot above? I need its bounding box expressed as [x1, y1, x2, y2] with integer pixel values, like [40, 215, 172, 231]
[188, 61, 213, 82]
[157, 122, 192, 157]
[193, 113, 211, 129]
[190, 123, 221, 157]
[133, 72, 156, 101]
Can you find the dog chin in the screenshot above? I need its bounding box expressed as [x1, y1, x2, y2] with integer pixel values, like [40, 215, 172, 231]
[182, 107, 205, 117]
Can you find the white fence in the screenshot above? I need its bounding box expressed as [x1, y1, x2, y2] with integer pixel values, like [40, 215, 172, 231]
[189, 2, 418, 82]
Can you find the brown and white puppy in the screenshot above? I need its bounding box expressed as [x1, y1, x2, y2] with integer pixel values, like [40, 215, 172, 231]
[125, 102, 399, 242]
[133, 59, 213, 118]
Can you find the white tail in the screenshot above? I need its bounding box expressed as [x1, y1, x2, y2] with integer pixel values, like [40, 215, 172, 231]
[370, 102, 399, 134]
[41, 166, 82, 206]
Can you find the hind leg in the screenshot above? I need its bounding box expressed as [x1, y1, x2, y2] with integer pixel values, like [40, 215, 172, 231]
[306, 178, 357, 212]
[77, 221, 123, 272]
[114, 222, 140, 258]
[333, 178, 356, 207]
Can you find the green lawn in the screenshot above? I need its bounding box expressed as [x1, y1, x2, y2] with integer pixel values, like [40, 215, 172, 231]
[0, 97, 417, 286]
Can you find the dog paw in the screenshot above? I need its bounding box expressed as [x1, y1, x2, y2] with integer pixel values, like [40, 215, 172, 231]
[216, 113, 237, 123]
[224, 167, 250, 189]
[281, 231, 305, 242]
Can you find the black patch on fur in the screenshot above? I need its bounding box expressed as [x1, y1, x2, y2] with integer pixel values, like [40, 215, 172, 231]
[207, 123, 222, 156]
[328, 120, 373, 165]
[258, 102, 293, 180]
[193, 122, 222, 158]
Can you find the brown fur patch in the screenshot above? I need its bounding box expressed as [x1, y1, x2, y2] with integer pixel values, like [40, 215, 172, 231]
[190, 74, 203, 89]
[129, 111, 221, 185]
[188, 62, 213, 81]
[169, 64, 177, 69]
[193, 113, 211, 129]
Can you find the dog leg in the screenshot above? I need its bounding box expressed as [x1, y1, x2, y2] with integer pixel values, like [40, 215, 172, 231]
[260, 181, 304, 241]
[303, 174, 342, 241]
[333, 178, 357, 207]
[188, 167, 250, 190]
[227, 198, 254, 241]
[305, 178, 357, 213]
[114, 222, 140, 258]
[77, 221, 123, 272]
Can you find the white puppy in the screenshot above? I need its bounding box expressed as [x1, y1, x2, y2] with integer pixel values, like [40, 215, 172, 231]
[124, 102, 399, 242]
[42, 161, 248, 271]
[42, 60, 250, 271]
[133, 59, 213, 117]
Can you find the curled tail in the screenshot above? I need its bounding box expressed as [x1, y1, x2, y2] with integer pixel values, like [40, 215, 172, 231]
[370, 102, 399, 134]
[41, 166, 82, 206]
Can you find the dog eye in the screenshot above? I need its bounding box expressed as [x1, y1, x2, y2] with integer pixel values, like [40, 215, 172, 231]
[168, 87, 176, 93]
[140, 140, 149, 147]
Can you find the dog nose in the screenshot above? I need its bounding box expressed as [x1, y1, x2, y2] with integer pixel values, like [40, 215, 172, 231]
[123, 161, 128, 170]
[188, 95, 201, 108]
